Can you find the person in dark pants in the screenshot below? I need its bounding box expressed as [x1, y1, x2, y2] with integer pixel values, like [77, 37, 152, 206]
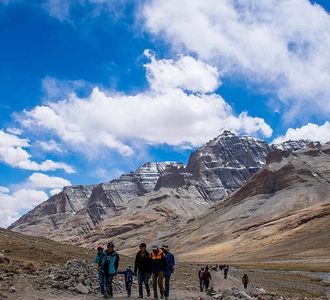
[134, 243, 151, 298]
[150, 244, 167, 300]
[242, 274, 249, 289]
[161, 245, 175, 300]
[202, 266, 212, 292]
[94, 243, 105, 295]
[99, 242, 120, 298]
[224, 265, 229, 279]
[118, 264, 135, 297]
[198, 266, 204, 292]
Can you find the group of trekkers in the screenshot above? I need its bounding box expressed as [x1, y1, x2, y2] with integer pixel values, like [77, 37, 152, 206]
[198, 264, 249, 292]
[94, 242, 175, 299]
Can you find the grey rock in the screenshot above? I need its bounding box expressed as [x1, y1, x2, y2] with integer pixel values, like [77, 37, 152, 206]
[74, 283, 89, 294]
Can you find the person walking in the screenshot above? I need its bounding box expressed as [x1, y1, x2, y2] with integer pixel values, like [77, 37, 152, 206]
[202, 266, 212, 292]
[94, 243, 105, 295]
[117, 264, 135, 297]
[150, 244, 167, 300]
[99, 241, 120, 298]
[242, 273, 249, 289]
[198, 266, 204, 292]
[161, 245, 175, 300]
[134, 243, 151, 298]
[223, 265, 229, 279]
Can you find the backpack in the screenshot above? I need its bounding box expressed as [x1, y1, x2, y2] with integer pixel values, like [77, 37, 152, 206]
[199, 270, 204, 279]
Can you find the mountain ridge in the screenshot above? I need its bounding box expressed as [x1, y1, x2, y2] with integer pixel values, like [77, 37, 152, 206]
[8, 131, 329, 263]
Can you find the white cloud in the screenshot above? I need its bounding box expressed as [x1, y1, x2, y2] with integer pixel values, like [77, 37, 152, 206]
[0, 129, 29, 147]
[0, 209, 19, 229]
[6, 127, 23, 135]
[0, 129, 75, 173]
[19, 54, 272, 160]
[27, 172, 71, 189]
[0, 186, 9, 193]
[272, 122, 330, 144]
[50, 188, 62, 196]
[38, 140, 64, 152]
[142, 0, 330, 119]
[42, 0, 72, 22]
[0, 188, 48, 228]
[0, 173, 71, 228]
[144, 50, 221, 93]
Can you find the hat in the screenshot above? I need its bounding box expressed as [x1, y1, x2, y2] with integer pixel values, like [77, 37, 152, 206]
[107, 242, 114, 248]
[161, 245, 169, 251]
[97, 243, 104, 249]
[152, 244, 158, 250]
[126, 264, 132, 270]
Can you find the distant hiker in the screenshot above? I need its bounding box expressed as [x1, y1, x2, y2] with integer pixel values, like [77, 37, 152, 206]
[161, 245, 175, 300]
[94, 243, 105, 295]
[223, 265, 229, 279]
[0, 253, 10, 264]
[202, 266, 212, 292]
[198, 266, 205, 292]
[150, 244, 167, 300]
[219, 264, 223, 271]
[242, 273, 249, 289]
[99, 241, 120, 299]
[134, 243, 151, 298]
[118, 264, 135, 297]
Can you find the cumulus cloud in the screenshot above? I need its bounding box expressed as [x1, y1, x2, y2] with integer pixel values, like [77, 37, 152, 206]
[272, 121, 330, 144]
[0, 130, 75, 173]
[144, 50, 221, 93]
[27, 172, 71, 189]
[18, 53, 272, 159]
[142, 0, 330, 119]
[0, 188, 48, 228]
[0, 173, 71, 228]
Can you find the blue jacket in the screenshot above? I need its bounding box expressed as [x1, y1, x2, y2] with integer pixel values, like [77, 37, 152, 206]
[99, 250, 120, 275]
[94, 252, 103, 264]
[164, 251, 175, 275]
[117, 270, 134, 283]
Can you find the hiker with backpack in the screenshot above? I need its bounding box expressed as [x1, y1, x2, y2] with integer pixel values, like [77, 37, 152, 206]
[161, 245, 175, 300]
[149, 244, 167, 300]
[198, 266, 205, 292]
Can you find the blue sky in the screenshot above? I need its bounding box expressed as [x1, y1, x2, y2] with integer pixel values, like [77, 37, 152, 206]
[1, 0, 330, 228]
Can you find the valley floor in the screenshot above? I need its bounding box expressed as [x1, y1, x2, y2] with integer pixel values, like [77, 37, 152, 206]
[1, 262, 330, 299]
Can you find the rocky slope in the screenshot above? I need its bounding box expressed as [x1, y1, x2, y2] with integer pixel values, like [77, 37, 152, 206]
[8, 131, 315, 254]
[7, 162, 185, 241]
[164, 143, 330, 263]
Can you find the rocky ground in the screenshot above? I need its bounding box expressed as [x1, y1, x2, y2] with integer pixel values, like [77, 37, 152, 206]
[1, 258, 330, 300]
[1, 228, 330, 299]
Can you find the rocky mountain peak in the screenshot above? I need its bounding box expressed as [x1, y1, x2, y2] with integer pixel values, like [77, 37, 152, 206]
[8, 132, 320, 253]
[179, 131, 273, 201]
